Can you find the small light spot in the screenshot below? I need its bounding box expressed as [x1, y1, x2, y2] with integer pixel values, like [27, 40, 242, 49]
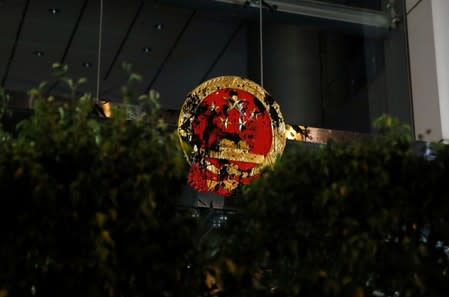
[48, 8, 60, 15]
[82, 62, 92, 68]
[154, 23, 164, 30]
[142, 47, 152, 54]
[33, 50, 44, 57]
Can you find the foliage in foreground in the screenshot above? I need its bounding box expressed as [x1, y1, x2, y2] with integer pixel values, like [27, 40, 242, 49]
[0, 72, 205, 297]
[211, 117, 449, 297]
[2, 69, 449, 297]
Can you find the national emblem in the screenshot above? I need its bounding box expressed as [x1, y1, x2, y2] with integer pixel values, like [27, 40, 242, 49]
[178, 76, 286, 196]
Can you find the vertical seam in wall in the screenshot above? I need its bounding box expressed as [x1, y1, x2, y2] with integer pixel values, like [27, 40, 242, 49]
[403, 0, 416, 138]
[318, 32, 326, 127]
[44, 0, 90, 96]
[408, 0, 442, 139]
[103, 1, 144, 81]
[430, 0, 448, 140]
[200, 22, 244, 83]
[1, 0, 30, 87]
[145, 10, 196, 93]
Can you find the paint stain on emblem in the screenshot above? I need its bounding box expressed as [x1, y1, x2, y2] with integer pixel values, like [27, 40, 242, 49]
[178, 76, 286, 196]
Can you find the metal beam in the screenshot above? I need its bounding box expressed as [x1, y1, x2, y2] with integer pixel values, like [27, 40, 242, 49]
[212, 0, 391, 29]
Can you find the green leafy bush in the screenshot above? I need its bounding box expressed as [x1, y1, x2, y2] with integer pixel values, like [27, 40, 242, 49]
[0, 70, 204, 297]
[3, 67, 449, 297]
[212, 118, 449, 297]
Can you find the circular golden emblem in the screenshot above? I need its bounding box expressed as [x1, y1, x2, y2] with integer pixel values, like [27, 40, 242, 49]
[178, 76, 286, 196]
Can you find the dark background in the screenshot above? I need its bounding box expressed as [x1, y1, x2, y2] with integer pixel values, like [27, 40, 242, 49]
[1, 0, 411, 133]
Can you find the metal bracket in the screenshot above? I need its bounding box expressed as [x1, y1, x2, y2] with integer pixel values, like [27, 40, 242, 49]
[386, 0, 401, 29]
[244, 0, 278, 12]
[214, 0, 391, 29]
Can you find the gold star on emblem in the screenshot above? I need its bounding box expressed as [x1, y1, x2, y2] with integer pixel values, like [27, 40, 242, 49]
[221, 117, 229, 128]
[239, 118, 246, 131]
[227, 95, 242, 111]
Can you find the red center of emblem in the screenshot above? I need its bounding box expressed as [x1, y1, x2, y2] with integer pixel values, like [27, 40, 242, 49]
[187, 88, 273, 196]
